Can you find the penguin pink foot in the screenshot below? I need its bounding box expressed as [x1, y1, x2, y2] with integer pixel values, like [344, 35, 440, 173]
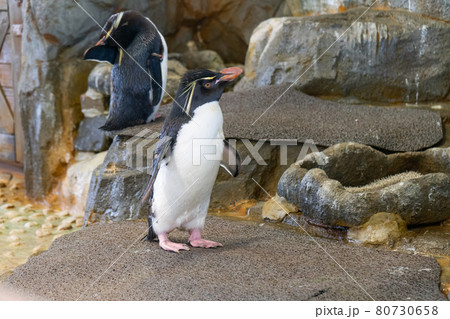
[158, 233, 190, 253]
[189, 229, 222, 248]
[153, 113, 162, 120]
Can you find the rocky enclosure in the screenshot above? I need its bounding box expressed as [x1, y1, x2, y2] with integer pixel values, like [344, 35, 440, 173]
[19, 0, 450, 199]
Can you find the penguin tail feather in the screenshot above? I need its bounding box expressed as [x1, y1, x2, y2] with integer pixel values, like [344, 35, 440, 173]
[99, 121, 119, 132]
[142, 206, 157, 242]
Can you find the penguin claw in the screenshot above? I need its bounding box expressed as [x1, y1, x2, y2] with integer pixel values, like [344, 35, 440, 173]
[159, 240, 190, 253]
[188, 229, 222, 249]
[189, 239, 223, 249]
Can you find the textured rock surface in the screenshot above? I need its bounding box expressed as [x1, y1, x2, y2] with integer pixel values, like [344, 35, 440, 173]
[278, 143, 450, 227]
[74, 115, 112, 152]
[2, 217, 445, 300]
[220, 85, 443, 152]
[84, 136, 152, 223]
[347, 213, 408, 246]
[236, 8, 450, 102]
[0, 12, 8, 45]
[285, 0, 450, 21]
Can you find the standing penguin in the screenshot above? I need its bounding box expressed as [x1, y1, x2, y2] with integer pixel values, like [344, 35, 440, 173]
[142, 67, 243, 253]
[84, 10, 167, 131]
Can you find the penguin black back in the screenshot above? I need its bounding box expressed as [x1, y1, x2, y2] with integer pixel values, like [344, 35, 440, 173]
[84, 10, 168, 131]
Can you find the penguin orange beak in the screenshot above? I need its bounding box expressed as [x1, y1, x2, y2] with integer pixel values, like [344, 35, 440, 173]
[95, 36, 107, 46]
[217, 67, 243, 82]
[83, 37, 106, 57]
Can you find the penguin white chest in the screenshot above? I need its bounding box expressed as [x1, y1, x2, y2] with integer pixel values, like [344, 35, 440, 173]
[152, 101, 224, 233]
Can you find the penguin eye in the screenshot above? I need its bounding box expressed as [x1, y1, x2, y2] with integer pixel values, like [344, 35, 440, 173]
[204, 82, 212, 89]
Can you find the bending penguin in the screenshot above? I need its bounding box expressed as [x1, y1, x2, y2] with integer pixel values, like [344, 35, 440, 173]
[84, 10, 167, 131]
[142, 67, 243, 253]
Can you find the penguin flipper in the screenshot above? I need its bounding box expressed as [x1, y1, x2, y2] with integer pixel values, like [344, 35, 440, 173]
[148, 54, 163, 107]
[220, 140, 241, 177]
[141, 134, 172, 205]
[84, 46, 117, 64]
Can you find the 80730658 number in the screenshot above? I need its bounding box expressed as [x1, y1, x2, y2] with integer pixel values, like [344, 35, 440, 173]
[376, 306, 438, 316]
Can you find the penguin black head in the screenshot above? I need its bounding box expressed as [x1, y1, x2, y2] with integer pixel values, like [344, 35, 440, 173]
[173, 67, 243, 116]
[84, 10, 156, 64]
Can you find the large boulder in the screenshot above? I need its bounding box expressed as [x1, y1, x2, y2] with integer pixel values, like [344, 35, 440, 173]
[236, 8, 450, 102]
[277, 143, 450, 227]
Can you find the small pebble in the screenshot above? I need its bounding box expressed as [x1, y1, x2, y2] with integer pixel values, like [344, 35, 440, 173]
[9, 184, 20, 191]
[19, 205, 33, 214]
[4, 211, 19, 218]
[53, 234, 63, 241]
[56, 210, 70, 217]
[45, 215, 58, 222]
[62, 217, 76, 225]
[9, 229, 26, 235]
[24, 221, 39, 228]
[0, 203, 15, 210]
[7, 235, 20, 242]
[29, 212, 44, 220]
[75, 218, 84, 227]
[35, 229, 51, 238]
[41, 222, 54, 230]
[42, 208, 52, 216]
[0, 223, 6, 230]
[10, 216, 28, 223]
[32, 245, 44, 254]
[3, 251, 14, 258]
[57, 223, 72, 231]
[9, 241, 22, 247]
